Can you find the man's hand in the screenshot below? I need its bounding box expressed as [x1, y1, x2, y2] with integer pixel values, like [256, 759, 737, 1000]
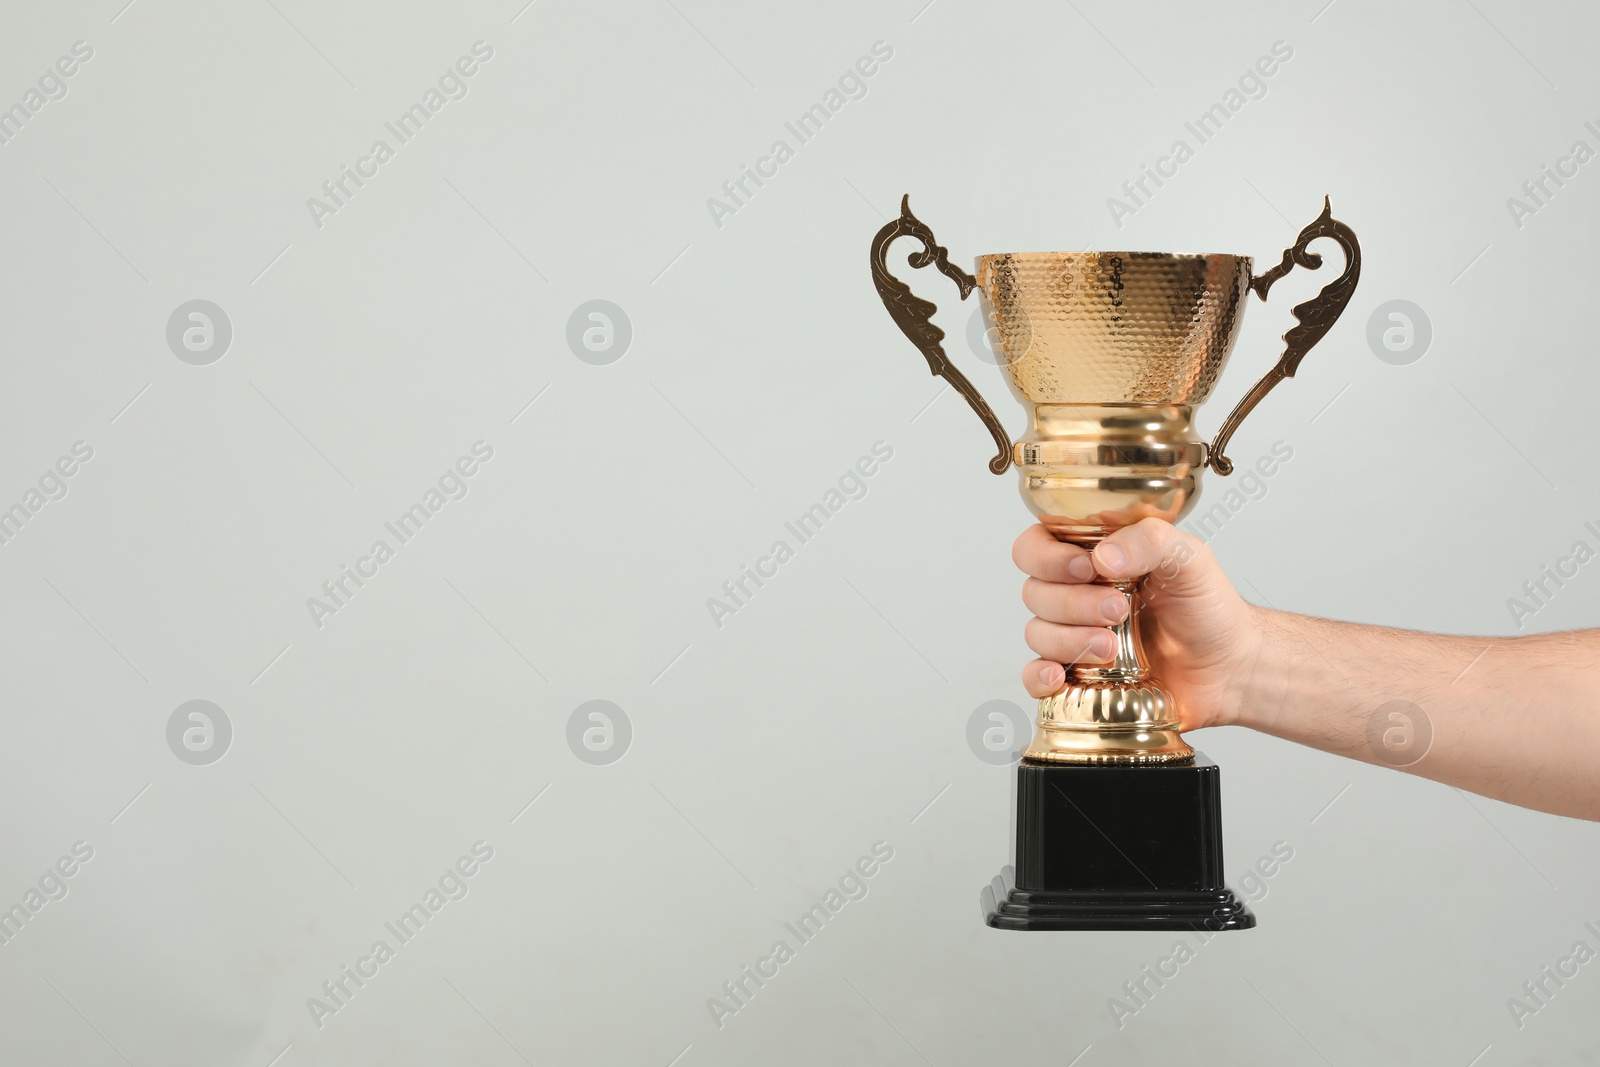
[1012, 517, 1265, 732]
[1014, 516, 1600, 820]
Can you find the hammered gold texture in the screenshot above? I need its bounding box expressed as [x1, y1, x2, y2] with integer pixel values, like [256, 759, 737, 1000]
[975, 252, 1252, 405]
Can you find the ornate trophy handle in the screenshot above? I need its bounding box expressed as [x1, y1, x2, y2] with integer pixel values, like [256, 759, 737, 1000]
[870, 195, 1012, 475]
[1207, 196, 1362, 475]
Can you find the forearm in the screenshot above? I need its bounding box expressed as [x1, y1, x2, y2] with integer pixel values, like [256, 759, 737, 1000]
[1236, 609, 1600, 819]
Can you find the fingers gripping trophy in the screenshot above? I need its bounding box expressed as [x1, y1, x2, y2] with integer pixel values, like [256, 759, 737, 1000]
[869, 196, 1360, 930]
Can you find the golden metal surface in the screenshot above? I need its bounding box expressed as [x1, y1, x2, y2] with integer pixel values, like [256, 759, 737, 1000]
[976, 251, 1251, 407]
[868, 198, 1361, 764]
[1011, 405, 1205, 544]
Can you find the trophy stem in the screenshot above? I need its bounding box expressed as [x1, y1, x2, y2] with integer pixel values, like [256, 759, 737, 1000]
[1079, 579, 1150, 684]
[1022, 576, 1194, 764]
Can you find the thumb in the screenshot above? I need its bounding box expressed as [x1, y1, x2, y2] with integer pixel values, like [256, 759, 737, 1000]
[1091, 518, 1220, 599]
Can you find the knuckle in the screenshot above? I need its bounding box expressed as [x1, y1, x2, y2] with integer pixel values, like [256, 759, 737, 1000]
[1171, 531, 1211, 572]
[1058, 627, 1093, 658]
[1023, 616, 1046, 648]
[1134, 516, 1174, 549]
[1011, 528, 1031, 565]
[1010, 538, 1030, 572]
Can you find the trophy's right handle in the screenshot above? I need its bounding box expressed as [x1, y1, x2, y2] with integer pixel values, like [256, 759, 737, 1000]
[870, 195, 1011, 475]
[1208, 197, 1362, 475]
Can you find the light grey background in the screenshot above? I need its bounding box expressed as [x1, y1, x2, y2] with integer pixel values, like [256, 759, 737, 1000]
[1, 0, 1596, 1064]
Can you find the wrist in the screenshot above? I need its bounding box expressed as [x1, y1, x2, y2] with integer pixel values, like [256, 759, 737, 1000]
[1224, 604, 1291, 732]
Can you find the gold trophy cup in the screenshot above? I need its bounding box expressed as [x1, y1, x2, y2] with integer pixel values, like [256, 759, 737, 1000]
[869, 195, 1360, 929]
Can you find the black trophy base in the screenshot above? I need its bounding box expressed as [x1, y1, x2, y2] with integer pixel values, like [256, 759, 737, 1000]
[983, 753, 1256, 932]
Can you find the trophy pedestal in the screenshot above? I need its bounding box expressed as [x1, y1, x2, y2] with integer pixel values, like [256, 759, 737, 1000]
[983, 753, 1255, 931]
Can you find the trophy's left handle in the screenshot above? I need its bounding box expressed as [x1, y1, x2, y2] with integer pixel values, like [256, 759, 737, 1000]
[1207, 196, 1362, 475]
[870, 195, 1011, 475]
